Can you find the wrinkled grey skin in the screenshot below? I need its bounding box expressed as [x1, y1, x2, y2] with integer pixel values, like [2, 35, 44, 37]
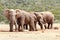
[16, 9, 37, 31]
[34, 12, 44, 29]
[3, 9, 18, 32]
[34, 11, 54, 29]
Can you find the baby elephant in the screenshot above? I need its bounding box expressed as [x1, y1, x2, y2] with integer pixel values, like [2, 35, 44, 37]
[34, 11, 54, 29]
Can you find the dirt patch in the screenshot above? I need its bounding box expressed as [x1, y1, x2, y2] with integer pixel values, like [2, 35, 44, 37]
[0, 23, 60, 40]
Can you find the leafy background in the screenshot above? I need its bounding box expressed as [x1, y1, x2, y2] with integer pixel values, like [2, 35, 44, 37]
[0, 0, 60, 23]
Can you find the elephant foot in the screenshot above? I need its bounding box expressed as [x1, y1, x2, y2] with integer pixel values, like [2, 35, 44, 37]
[10, 30, 13, 32]
[29, 29, 32, 31]
[29, 29, 35, 31]
[35, 29, 38, 31]
[15, 30, 18, 32]
[18, 29, 24, 32]
[15, 28, 18, 32]
[21, 30, 24, 32]
[48, 27, 50, 29]
[40, 27, 43, 29]
[41, 28, 44, 30]
[50, 27, 52, 29]
[46, 27, 48, 29]
[41, 28, 43, 30]
[18, 29, 21, 32]
[44, 26, 47, 29]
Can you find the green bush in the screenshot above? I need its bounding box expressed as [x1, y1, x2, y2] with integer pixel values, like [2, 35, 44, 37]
[0, 0, 60, 23]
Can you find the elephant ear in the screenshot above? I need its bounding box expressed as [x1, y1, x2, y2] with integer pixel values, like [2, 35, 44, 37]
[34, 12, 38, 17]
[3, 9, 10, 17]
[34, 12, 42, 18]
[16, 9, 20, 13]
[15, 9, 21, 18]
[4, 9, 10, 14]
[16, 9, 21, 15]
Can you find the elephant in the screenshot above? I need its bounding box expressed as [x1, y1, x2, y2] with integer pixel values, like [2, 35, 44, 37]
[3, 9, 18, 32]
[33, 12, 44, 29]
[16, 9, 37, 31]
[34, 11, 54, 29]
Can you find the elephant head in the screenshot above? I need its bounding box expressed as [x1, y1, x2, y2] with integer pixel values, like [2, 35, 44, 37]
[34, 12, 44, 24]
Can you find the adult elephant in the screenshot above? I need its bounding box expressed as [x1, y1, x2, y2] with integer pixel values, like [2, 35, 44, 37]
[34, 11, 54, 29]
[3, 9, 18, 32]
[16, 9, 37, 31]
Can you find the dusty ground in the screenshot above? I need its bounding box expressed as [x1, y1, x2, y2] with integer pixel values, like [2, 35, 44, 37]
[0, 23, 60, 40]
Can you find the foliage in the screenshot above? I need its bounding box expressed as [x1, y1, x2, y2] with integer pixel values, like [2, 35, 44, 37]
[0, 0, 60, 23]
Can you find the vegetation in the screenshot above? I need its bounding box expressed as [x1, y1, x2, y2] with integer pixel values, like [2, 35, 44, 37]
[0, 0, 60, 23]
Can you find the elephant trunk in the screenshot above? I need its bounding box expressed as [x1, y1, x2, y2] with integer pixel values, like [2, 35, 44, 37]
[9, 15, 17, 32]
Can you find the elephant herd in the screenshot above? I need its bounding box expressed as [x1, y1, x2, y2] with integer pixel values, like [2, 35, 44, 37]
[3, 9, 54, 32]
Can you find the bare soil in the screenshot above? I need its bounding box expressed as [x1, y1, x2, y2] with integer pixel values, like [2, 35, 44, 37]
[0, 23, 60, 40]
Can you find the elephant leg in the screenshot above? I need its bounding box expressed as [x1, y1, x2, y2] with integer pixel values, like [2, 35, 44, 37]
[9, 22, 13, 32]
[24, 24, 28, 30]
[25, 24, 28, 30]
[48, 23, 50, 29]
[21, 24, 24, 32]
[34, 22, 37, 31]
[50, 23, 53, 29]
[18, 24, 24, 32]
[44, 24, 46, 29]
[23, 24, 25, 29]
[29, 21, 35, 31]
[38, 21, 43, 29]
[9, 15, 15, 32]
[40, 24, 43, 29]
[20, 20, 24, 32]
[14, 21, 18, 31]
[29, 24, 34, 31]
[29, 24, 32, 31]
[18, 25, 21, 31]
[38, 22, 43, 29]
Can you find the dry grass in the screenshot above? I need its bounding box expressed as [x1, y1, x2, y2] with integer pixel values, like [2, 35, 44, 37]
[0, 23, 60, 40]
